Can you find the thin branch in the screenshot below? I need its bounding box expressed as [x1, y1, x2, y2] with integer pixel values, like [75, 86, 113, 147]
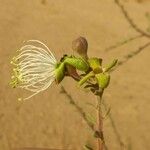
[60, 86, 109, 150]
[114, 0, 150, 38]
[105, 34, 143, 52]
[117, 41, 150, 68]
[96, 91, 105, 150]
[103, 102, 125, 150]
[60, 86, 94, 131]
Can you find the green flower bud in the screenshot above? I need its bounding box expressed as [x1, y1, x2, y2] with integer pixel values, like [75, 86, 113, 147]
[95, 73, 110, 89]
[64, 57, 89, 72]
[88, 57, 102, 73]
[88, 57, 102, 69]
[55, 62, 65, 83]
[72, 36, 88, 59]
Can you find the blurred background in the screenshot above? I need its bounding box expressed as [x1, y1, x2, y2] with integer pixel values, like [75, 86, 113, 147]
[0, 0, 150, 149]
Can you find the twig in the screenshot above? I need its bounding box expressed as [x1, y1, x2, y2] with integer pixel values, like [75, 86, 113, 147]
[117, 41, 150, 68]
[114, 0, 150, 38]
[105, 34, 143, 52]
[96, 91, 105, 150]
[103, 102, 125, 150]
[60, 86, 108, 150]
[60, 86, 94, 131]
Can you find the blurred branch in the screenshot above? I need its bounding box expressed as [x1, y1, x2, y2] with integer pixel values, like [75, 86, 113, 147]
[60, 86, 94, 131]
[96, 91, 105, 150]
[60, 85, 126, 150]
[103, 102, 125, 150]
[114, 0, 150, 38]
[60, 86, 108, 150]
[117, 41, 150, 68]
[105, 34, 143, 52]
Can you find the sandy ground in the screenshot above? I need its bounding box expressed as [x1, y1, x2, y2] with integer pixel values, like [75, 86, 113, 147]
[0, 0, 150, 150]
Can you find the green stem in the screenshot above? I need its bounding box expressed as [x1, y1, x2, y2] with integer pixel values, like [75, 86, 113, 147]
[78, 71, 94, 86]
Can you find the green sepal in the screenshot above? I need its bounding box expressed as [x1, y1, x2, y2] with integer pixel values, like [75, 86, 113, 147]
[95, 73, 110, 89]
[88, 57, 102, 70]
[104, 59, 118, 72]
[64, 57, 89, 72]
[55, 62, 65, 83]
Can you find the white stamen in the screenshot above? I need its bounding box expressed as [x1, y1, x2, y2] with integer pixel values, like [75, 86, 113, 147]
[10, 40, 57, 100]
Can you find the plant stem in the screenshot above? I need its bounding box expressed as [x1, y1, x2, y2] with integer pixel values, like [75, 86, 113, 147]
[96, 90, 104, 150]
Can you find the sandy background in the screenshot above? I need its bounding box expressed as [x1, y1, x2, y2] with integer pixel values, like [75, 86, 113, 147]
[0, 0, 150, 150]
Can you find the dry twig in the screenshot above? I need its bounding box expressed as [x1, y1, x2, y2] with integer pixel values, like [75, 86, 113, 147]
[114, 0, 150, 38]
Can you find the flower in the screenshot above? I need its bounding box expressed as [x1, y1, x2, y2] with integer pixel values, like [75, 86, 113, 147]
[10, 40, 57, 100]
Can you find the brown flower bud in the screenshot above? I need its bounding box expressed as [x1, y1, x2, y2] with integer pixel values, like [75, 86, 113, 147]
[72, 36, 88, 59]
[65, 64, 80, 81]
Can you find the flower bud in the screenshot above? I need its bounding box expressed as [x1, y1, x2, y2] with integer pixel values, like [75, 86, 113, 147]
[88, 57, 102, 70]
[64, 57, 89, 72]
[72, 36, 88, 59]
[95, 73, 110, 89]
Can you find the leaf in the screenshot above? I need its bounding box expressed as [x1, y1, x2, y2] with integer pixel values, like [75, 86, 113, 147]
[88, 57, 102, 70]
[104, 59, 118, 72]
[103, 106, 111, 119]
[86, 113, 96, 125]
[84, 145, 94, 150]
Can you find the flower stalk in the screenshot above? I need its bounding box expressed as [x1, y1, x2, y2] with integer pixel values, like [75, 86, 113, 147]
[96, 90, 104, 150]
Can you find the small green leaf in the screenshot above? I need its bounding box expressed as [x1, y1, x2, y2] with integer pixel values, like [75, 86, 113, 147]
[86, 113, 96, 125]
[103, 106, 111, 119]
[95, 73, 110, 89]
[84, 144, 94, 150]
[104, 59, 118, 72]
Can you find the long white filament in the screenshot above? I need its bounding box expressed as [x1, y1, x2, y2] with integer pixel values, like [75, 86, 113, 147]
[10, 40, 57, 100]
